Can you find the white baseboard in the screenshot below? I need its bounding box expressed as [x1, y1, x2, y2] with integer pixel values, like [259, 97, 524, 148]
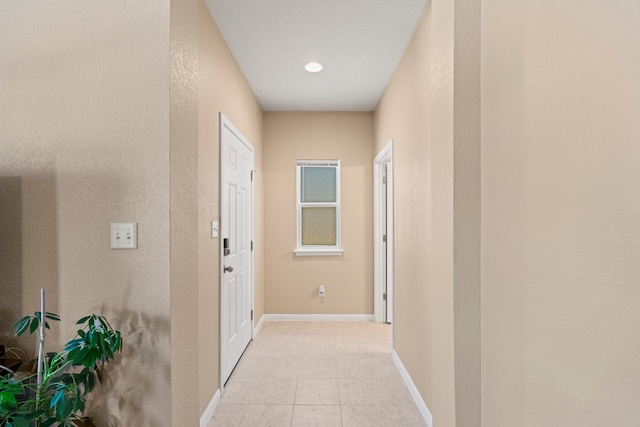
[254, 314, 265, 335]
[200, 388, 221, 427]
[262, 313, 375, 321]
[392, 349, 433, 427]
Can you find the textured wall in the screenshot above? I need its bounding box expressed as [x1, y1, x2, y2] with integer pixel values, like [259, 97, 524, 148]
[199, 0, 264, 413]
[264, 112, 374, 315]
[0, 1, 172, 425]
[481, 1, 640, 426]
[169, 0, 200, 425]
[374, 1, 433, 410]
[374, 0, 482, 424]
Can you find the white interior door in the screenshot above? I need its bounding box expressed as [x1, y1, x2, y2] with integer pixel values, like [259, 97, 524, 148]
[374, 141, 394, 326]
[382, 163, 389, 322]
[385, 161, 393, 324]
[220, 113, 253, 386]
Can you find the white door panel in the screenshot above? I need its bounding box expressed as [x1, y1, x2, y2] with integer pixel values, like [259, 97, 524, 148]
[221, 114, 253, 386]
[374, 141, 394, 327]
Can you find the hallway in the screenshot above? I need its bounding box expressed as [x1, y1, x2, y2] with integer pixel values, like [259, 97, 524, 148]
[209, 321, 426, 426]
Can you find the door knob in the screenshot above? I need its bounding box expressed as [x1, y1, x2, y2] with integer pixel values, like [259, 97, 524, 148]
[224, 265, 234, 273]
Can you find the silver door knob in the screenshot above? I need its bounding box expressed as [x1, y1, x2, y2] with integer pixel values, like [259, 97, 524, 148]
[224, 265, 234, 273]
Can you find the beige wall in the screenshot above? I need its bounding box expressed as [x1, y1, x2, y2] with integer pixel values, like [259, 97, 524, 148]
[0, 1, 263, 424]
[0, 1, 172, 425]
[378, 1, 640, 426]
[380, 1, 640, 426]
[481, 1, 640, 426]
[199, 0, 264, 413]
[374, 0, 434, 410]
[264, 112, 373, 315]
[169, 0, 200, 425]
[6, 0, 637, 426]
[374, 0, 482, 425]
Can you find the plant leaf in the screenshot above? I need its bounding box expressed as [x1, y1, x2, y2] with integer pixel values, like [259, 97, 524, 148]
[45, 312, 61, 321]
[29, 317, 39, 334]
[64, 339, 85, 358]
[41, 419, 57, 427]
[57, 394, 73, 419]
[10, 417, 31, 427]
[50, 390, 64, 408]
[76, 315, 91, 325]
[86, 370, 96, 392]
[12, 316, 31, 336]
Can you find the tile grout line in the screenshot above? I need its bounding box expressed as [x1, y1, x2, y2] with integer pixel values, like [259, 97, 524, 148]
[290, 377, 299, 426]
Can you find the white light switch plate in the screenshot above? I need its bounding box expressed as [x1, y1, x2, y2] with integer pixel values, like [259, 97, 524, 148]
[211, 221, 219, 238]
[110, 223, 137, 249]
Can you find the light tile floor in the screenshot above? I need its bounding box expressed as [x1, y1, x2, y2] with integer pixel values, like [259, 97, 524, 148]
[208, 321, 427, 427]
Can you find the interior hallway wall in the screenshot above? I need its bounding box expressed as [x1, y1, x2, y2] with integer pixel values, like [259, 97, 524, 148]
[199, 0, 264, 413]
[374, 0, 482, 424]
[263, 112, 374, 315]
[481, 1, 640, 426]
[0, 1, 172, 425]
[169, 0, 200, 424]
[374, 0, 433, 412]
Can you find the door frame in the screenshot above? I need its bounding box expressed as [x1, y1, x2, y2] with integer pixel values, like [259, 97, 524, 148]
[219, 113, 255, 392]
[373, 140, 394, 325]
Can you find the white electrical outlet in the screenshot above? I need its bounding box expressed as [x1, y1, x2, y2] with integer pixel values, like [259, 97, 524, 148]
[110, 223, 137, 249]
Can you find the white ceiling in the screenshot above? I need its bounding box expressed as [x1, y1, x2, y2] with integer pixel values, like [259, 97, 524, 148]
[205, 0, 428, 112]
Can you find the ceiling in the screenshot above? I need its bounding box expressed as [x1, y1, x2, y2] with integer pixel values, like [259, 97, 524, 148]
[204, 0, 428, 112]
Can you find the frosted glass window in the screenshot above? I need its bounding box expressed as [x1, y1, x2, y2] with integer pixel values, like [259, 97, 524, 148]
[296, 160, 341, 254]
[301, 167, 336, 202]
[301, 207, 337, 245]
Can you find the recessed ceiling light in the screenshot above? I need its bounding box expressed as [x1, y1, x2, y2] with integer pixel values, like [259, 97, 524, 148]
[305, 62, 323, 73]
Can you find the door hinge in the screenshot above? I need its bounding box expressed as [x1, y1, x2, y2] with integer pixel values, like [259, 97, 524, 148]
[251, 310, 254, 320]
[382, 234, 387, 243]
[251, 240, 253, 251]
[251, 170, 255, 181]
[382, 176, 387, 184]
[383, 293, 387, 301]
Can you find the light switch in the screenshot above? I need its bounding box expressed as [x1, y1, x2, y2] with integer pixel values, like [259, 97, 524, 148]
[110, 223, 137, 249]
[211, 221, 219, 238]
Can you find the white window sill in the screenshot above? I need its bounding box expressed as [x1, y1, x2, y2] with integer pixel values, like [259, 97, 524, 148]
[294, 248, 344, 257]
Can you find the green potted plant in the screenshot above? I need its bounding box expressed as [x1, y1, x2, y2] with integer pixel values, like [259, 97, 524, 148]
[0, 292, 122, 427]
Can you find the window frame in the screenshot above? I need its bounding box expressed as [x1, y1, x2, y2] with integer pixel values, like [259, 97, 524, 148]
[294, 159, 343, 256]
